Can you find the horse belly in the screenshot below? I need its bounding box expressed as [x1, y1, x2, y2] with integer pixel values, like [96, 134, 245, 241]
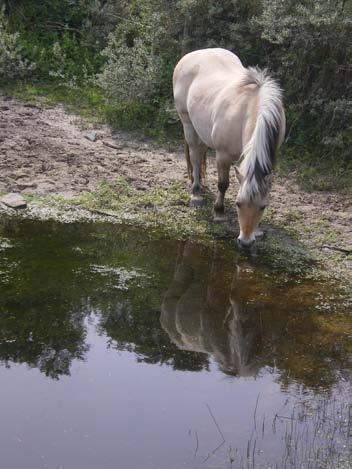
[186, 76, 231, 149]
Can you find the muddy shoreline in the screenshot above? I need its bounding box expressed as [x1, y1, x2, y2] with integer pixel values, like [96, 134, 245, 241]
[0, 95, 351, 283]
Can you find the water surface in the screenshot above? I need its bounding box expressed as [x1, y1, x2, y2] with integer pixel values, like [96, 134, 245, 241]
[0, 218, 351, 468]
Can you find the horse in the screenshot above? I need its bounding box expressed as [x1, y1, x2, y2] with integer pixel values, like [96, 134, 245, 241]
[173, 48, 286, 247]
[160, 241, 259, 377]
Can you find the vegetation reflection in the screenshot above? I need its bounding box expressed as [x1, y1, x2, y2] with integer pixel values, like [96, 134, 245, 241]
[0, 219, 350, 389]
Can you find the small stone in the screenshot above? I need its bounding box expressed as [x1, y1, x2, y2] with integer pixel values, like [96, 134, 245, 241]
[12, 169, 28, 179]
[21, 188, 36, 195]
[16, 181, 37, 190]
[144, 202, 157, 212]
[84, 132, 97, 142]
[0, 193, 27, 209]
[254, 229, 264, 238]
[36, 182, 56, 194]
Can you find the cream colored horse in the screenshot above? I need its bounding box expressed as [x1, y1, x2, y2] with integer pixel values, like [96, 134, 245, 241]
[173, 48, 285, 247]
[160, 242, 258, 376]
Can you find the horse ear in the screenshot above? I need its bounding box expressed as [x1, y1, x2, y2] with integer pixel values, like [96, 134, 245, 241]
[234, 166, 244, 184]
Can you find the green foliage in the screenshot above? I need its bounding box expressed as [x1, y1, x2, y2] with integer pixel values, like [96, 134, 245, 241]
[0, 7, 35, 81]
[98, 8, 165, 101]
[1, 0, 127, 82]
[253, 0, 352, 189]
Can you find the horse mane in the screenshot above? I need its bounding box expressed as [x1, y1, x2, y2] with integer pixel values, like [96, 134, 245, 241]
[238, 67, 283, 201]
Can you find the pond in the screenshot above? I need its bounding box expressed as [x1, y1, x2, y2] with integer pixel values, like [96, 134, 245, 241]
[0, 218, 351, 469]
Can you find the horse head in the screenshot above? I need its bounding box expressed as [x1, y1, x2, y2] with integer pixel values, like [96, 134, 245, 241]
[234, 166, 272, 248]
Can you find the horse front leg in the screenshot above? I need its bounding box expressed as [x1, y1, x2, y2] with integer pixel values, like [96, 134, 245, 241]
[214, 153, 231, 213]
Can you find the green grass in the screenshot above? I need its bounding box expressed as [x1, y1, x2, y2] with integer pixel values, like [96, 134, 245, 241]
[72, 177, 230, 241]
[278, 147, 352, 193]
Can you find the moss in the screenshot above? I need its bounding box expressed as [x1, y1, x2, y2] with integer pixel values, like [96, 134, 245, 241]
[256, 230, 315, 276]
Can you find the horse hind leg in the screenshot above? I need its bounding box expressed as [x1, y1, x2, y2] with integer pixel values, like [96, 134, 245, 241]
[183, 122, 207, 206]
[214, 152, 232, 213]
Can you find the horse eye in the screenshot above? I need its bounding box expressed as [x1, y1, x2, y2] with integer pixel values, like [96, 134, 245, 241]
[236, 202, 241, 209]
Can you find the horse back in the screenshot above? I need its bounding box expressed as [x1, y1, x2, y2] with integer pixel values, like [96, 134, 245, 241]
[173, 48, 244, 108]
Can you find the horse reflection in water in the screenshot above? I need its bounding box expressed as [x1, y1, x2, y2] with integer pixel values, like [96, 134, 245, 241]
[161, 242, 261, 377]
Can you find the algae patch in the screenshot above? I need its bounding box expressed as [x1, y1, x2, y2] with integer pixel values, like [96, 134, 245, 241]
[90, 265, 150, 291]
[70, 177, 231, 242]
[0, 238, 12, 251]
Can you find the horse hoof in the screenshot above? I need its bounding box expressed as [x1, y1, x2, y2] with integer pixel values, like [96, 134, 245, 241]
[254, 229, 264, 239]
[190, 196, 205, 208]
[213, 211, 226, 223]
[214, 205, 224, 214]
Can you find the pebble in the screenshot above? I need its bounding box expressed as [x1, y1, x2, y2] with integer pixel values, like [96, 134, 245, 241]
[84, 132, 97, 142]
[0, 193, 27, 209]
[16, 181, 38, 190]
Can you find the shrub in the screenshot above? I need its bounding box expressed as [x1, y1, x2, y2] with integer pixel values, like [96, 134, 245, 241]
[253, 0, 352, 179]
[98, 9, 164, 102]
[0, 8, 35, 81]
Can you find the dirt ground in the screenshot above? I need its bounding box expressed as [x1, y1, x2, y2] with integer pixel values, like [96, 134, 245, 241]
[0, 95, 351, 280]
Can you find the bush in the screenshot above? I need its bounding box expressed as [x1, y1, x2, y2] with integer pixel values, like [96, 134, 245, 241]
[2, 0, 127, 83]
[98, 9, 165, 102]
[0, 8, 35, 81]
[254, 0, 352, 174]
